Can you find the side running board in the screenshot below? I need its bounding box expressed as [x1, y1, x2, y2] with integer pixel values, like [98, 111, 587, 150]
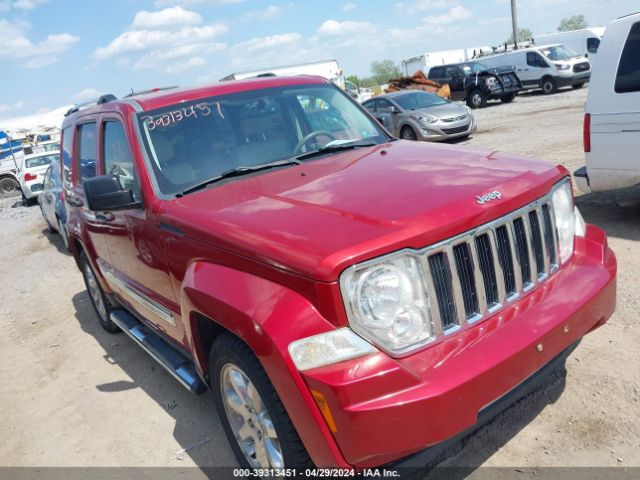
[110, 309, 207, 394]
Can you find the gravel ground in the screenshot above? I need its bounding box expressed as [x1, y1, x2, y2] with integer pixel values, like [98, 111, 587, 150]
[0, 87, 638, 475]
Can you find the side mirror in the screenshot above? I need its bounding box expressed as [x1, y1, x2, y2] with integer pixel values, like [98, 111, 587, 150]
[83, 175, 139, 211]
[391, 106, 401, 114]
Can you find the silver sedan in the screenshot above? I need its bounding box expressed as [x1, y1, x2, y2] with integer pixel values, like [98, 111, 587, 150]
[362, 90, 477, 142]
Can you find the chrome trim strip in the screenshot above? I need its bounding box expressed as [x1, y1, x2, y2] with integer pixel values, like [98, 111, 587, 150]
[445, 244, 466, 327]
[536, 206, 551, 277]
[102, 270, 177, 327]
[422, 256, 443, 337]
[487, 228, 507, 305]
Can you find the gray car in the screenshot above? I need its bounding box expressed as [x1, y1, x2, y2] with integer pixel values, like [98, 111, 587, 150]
[363, 90, 477, 142]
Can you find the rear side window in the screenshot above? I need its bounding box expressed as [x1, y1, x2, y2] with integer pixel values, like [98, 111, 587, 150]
[103, 120, 139, 199]
[615, 22, 640, 94]
[61, 126, 73, 188]
[77, 123, 97, 182]
[429, 67, 444, 80]
[25, 154, 56, 169]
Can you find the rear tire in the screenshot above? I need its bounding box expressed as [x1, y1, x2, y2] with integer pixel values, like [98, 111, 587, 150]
[500, 92, 517, 103]
[79, 251, 119, 333]
[40, 205, 54, 233]
[467, 89, 488, 109]
[541, 77, 558, 95]
[211, 333, 311, 469]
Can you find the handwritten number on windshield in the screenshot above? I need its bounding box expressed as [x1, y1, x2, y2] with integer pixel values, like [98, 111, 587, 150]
[141, 102, 212, 131]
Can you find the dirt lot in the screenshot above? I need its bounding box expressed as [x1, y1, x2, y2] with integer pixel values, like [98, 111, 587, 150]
[1, 87, 639, 474]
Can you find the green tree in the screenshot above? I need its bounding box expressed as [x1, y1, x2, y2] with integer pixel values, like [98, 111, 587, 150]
[370, 59, 401, 84]
[558, 15, 588, 32]
[346, 75, 360, 86]
[505, 27, 534, 44]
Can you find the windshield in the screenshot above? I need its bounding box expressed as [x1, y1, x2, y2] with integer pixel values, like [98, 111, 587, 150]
[137, 83, 388, 195]
[393, 91, 449, 110]
[539, 45, 579, 61]
[24, 153, 58, 169]
[461, 62, 488, 74]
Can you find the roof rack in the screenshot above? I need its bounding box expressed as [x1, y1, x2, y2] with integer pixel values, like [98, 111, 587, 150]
[65, 94, 117, 117]
[124, 86, 179, 98]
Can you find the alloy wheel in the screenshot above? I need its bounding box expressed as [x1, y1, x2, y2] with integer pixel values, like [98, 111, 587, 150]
[84, 263, 107, 321]
[220, 363, 284, 468]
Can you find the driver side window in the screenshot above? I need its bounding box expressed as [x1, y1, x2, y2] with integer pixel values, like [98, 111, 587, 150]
[377, 99, 395, 113]
[102, 120, 139, 200]
[527, 52, 547, 68]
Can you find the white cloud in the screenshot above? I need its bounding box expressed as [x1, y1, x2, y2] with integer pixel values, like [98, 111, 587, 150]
[229, 33, 312, 69]
[12, 0, 48, 9]
[93, 23, 227, 59]
[341, 2, 357, 11]
[243, 4, 290, 21]
[317, 19, 372, 36]
[133, 42, 224, 69]
[73, 88, 101, 102]
[0, 20, 79, 68]
[154, 0, 244, 6]
[424, 5, 472, 25]
[0, 1, 10, 11]
[165, 56, 206, 74]
[0, 100, 24, 113]
[131, 6, 203, 29]
[395, 0, 446, 14]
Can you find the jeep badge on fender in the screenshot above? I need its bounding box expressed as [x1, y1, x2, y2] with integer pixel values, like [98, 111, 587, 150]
[476, 190, 502, 205]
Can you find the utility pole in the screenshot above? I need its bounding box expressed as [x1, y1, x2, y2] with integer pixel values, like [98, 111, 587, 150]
[511, 0, 519, 49]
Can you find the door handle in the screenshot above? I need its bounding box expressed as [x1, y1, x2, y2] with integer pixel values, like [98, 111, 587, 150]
[95, 212, 115, 222]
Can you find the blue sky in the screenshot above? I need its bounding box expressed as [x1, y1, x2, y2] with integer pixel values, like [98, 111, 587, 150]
[0, 0, 637, 120]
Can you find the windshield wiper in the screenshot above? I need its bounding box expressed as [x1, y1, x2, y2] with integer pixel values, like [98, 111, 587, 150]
[179, 158, 302, 196]
[295, 140, 376, 161]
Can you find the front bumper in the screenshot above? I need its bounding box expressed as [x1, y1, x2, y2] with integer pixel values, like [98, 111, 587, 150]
[302, 224, 616, 467]
[418, 118, 477, 142]
[21, 181, 43, 199]
[557, 72, 591, 87]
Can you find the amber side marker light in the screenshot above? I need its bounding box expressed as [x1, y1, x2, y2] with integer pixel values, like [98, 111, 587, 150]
[311, 389, 338, 433]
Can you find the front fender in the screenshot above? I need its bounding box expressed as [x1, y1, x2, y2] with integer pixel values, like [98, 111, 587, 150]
[180, 261, 350, 468]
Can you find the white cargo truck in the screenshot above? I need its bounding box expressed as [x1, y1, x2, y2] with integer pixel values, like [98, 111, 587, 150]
[534, 27, 606, 58]
[401, 47, 492, 76]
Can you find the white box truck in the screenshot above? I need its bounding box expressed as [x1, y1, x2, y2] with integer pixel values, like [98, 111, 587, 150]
[401, 47, 492, 76]
[534, 27, 606, 58]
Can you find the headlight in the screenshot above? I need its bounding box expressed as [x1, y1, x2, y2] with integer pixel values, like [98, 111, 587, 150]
[555, 63, 571, 71]
[551, 180, 575, 263]
[416, 115, 438, 126]
[340, 253, 435, 355]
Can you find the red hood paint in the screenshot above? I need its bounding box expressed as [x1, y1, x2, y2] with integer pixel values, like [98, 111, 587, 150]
[163, 141, 567, 282]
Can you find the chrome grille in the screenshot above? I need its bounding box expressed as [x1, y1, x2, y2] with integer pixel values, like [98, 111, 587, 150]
[423, 193, 560, 334]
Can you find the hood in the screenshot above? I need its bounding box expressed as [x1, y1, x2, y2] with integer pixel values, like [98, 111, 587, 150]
[412, 102, 467, 119]
[164, 141, 566, 282]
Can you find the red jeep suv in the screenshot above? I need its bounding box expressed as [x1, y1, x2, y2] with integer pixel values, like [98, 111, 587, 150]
[60, 76, 616, 470]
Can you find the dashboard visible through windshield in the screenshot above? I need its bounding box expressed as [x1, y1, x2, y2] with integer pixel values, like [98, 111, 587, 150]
[137, 83, 389, 196]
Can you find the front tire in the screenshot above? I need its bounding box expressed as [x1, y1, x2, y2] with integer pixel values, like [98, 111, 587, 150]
[400, 125, 418, 141]
[541, 77, 558, 95]
[211, 334, 311, 469]
[467, 89, 488, 109]
[79, 252, 119, 333]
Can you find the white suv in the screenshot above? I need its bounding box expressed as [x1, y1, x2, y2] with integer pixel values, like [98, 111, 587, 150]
[575, 12, 640, 193]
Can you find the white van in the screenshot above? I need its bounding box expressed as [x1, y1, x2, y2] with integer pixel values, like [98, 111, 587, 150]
[535, 28, 606, 58]
[480, 45, 591, 94]
[574, 13, 640, 194]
